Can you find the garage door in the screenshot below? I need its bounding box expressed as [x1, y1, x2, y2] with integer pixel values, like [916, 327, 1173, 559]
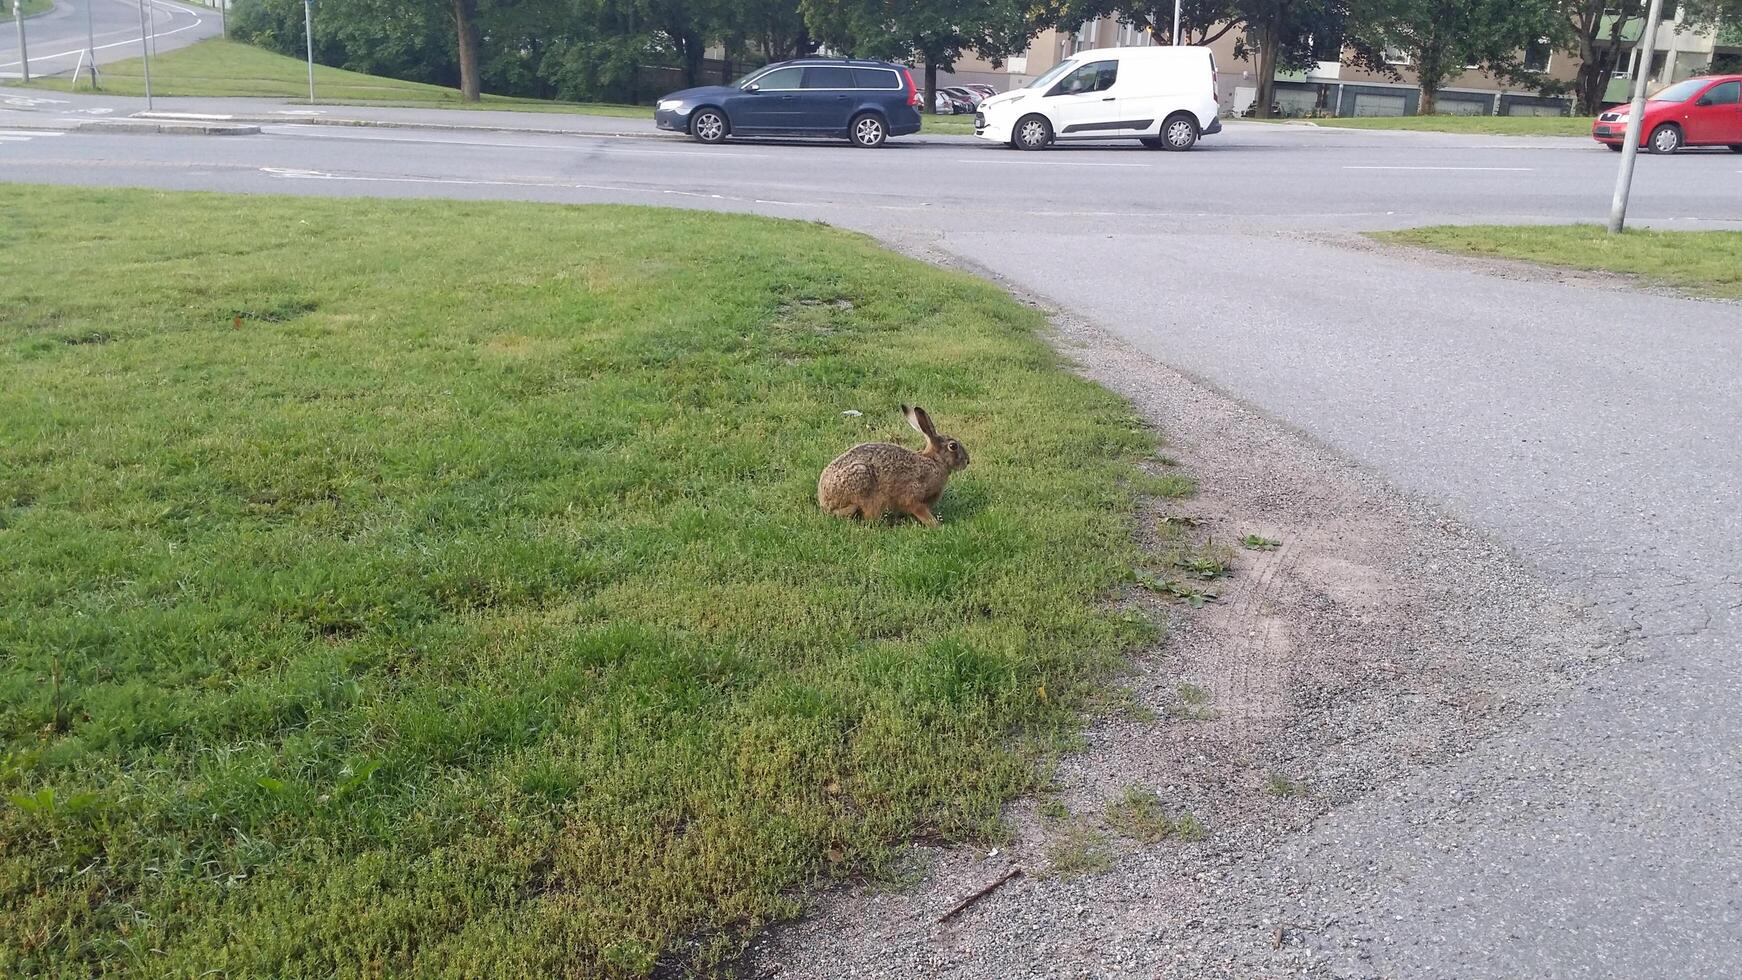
[1352, 93, 1407, 117]
[1439, 98, 1489, 116]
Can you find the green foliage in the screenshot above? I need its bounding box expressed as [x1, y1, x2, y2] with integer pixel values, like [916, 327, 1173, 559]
[1376, 226, 1742, 301]
[1353, 0, 1565, 106]
[1105, 787, 1205, 842]
[0, 185, 1158, 977]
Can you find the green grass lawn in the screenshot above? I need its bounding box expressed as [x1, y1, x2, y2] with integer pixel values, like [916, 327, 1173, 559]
[1254, 115, 1594, 137]
[15, 38, 646, 115]
[18, 0, 53, 17]
[1376, 225, 1742, 300]
[0, 184, 1160, 977]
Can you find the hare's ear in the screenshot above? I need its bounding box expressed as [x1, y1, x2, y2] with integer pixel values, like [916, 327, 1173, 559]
[904, 404, 939, 439]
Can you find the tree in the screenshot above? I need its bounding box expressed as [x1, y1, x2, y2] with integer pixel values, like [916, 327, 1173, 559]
[1559, 0, 1643, 116]
[1357, 0, 1561, 115]
[1047, 0, 1242, 46]
[802, 0, 1042, 111]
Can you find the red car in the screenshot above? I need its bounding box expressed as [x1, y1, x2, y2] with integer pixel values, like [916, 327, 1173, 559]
[1592, 74, 1742, 153]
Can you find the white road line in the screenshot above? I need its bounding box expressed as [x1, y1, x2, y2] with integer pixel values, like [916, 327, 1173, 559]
[260, 125, 776, 158]
[1344, 165, 1535, 172]
[0, 135, 36, 142]
[959, 158, 1150, 168]
[0, 0, 205, 70]
[0, 129, 66, 137]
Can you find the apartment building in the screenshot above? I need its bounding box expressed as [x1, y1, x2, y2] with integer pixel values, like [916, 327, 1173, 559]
[945, 9, 1741, 117]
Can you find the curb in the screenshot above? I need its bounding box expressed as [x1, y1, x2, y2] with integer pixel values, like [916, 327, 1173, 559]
[81, 119, 260, 135]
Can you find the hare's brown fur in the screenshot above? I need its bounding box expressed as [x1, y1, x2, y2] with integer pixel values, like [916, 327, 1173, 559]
[818, 405, 969, 527]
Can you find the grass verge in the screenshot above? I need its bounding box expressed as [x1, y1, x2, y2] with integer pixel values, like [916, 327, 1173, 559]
[1375, 225, 1742, 300]
[13, 38, 646, 114]
[0, 184, 1157, 977]
[1252, 115, 1593, 137]
[18, 0, 52, 17]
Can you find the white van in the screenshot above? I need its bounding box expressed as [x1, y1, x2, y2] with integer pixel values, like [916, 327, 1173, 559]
[974, 46, 1221, 151]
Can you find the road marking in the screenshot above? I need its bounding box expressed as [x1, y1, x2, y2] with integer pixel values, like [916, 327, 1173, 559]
[0, 129, 67, 137]
[1343, 165, 1535, 172]
[261, 125, 776, 158]
[959, 158, 1150, 169]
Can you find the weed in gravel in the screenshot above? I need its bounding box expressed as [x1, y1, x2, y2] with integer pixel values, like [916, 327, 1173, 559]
[1241, 534, 1283, 551]
[1046, 824, 1115, 876]
[1168, 683, 1216, 721]
[1105, 787, 1206, 843]
[1267, 774, 1309, 798]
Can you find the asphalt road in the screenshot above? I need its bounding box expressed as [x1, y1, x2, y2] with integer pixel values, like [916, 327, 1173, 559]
[4, 111, 1742, 976]
[0, 0, 220, 80]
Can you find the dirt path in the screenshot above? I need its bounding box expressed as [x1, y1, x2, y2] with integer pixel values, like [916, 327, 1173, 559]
[748, 267, 1618, 979]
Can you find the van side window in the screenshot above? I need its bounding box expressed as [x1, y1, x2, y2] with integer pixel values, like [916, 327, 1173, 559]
[1049, 60, 1118, 97]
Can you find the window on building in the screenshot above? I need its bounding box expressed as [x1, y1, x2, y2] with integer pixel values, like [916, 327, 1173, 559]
[1523, 37, 1552, 72]
[1383, 46, 1412, 66]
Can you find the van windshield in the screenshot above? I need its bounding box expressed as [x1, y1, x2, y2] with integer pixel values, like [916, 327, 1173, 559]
[1025, 60, 1079, 91]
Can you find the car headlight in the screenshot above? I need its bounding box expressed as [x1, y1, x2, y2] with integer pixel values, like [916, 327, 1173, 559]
[657, 99, 683, 111]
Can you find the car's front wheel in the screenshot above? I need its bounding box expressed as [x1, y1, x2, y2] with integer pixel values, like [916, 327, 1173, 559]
[1139, 137, 1165, 149]
[850, 112, 887, 148]
[1730, 144, 1742, 154]
[1606, 143, 1623, 152]
[690, 108, 728, 145]
[1013, 114, 1052, 150]
[1648, 123, 1681, 154]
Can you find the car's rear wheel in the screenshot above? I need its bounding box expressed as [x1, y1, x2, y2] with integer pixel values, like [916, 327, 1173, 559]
[690, 108, 728, 144]
[849, 112, 887, 148]
[1161, 112, 1199, 151]
[1648, 123, 1681, 154]
[1013, 114, 1052, 150]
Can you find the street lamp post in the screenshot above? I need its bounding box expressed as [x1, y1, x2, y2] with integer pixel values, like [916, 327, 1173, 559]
[1173, 0, 1182, 45]
[11, 0, 29, 84]
[84, 0, 99, 88]
[136, 0, 153, 109]
[1608, 0, 1667, 234]
[303, 0, 315, 104]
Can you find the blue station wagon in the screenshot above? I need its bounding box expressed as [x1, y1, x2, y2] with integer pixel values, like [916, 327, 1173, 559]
[655, 59, 925, 148]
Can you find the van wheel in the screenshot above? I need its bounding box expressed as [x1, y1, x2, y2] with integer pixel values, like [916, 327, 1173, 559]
[1161, 113, 1199, 151]
[691, 108, 728, 144]
[1139, 137, 1165, 149]
[1729, 144, 1742, 153]
[849, 112, 887, 148]
[1647, 123, 1680, 154]
[1013, 114, 1052, 150]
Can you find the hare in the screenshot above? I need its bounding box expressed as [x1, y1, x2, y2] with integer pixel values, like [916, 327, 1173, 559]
[818, 405, 970, 527]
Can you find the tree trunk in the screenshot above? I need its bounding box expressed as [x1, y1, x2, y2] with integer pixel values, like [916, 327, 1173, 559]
[1574, 0, 1640, 114]
[925, 62, 939, 115]
[1254, 10, 1281, 118]
[452, 0, 480, 103]
[1418, 83, 1438, 115]
[682, 33, 704, 87]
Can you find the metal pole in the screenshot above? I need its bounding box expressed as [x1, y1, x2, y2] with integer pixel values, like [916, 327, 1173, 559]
[219, 0, 226, 39]
[148, 0, 157, 58]
[136, 0, 152, 110]
[84, 0, 99, 88]
[1608, 0, 1666, 234]
[303, 0, 314, 104]
[1172, 0, 1182, 45]
[11, 0, 28, 84]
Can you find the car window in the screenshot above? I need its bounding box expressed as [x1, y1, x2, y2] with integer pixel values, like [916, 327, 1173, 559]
[1649, 78, 1706, 102]
[1049, 60, 1118, 97]
[801, 66, 857, 89]
[1026, 59, 1079, 91]
[1702, 81, 1740, 105]
[751, 67, 803, 90]
[851, 68, 899, 89]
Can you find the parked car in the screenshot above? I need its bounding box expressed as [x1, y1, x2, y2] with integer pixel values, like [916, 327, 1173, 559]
[963, 83, 999, 101]
[1592, 74, 1742, 153]
[933, 90, 975, 114]
[655, 58, 924, 148]
[940, 86, 985, 107]
[973, 45, 1222, 151]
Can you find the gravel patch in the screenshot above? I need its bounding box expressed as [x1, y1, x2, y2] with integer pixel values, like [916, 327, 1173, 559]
[745, 255, 1620, 979]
